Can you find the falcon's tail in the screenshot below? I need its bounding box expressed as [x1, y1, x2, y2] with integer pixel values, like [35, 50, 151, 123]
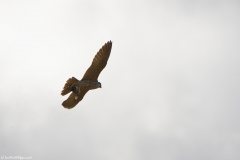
[61, 77, 79, 96]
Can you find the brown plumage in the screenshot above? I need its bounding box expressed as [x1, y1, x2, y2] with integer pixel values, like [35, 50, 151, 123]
[61, 41, 112, 109]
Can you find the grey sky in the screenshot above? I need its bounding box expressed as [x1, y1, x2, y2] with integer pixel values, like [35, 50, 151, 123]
[0, 0, 240, 160]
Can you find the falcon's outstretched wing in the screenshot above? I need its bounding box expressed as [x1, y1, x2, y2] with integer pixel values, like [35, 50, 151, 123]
[62, 89, 89, 109]
[81, 41, 112, 81]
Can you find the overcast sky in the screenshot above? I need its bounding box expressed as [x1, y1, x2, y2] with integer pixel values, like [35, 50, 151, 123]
[0, 0, 240, 160]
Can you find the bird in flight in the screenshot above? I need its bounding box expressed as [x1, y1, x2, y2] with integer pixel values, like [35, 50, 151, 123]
[61, 41, 112, 109]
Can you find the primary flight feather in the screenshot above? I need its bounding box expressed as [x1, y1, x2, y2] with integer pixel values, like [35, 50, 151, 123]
[61, 41, 112, 109]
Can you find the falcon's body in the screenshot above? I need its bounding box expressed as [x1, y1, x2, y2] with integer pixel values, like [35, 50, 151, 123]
[61, 41, 112, 109]
[73, 80, 101, 92]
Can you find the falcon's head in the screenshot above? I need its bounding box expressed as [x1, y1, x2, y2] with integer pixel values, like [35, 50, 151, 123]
[93, 81, 102, 89]
[93, 82, 101, 88]
[89, 81, 102, 89]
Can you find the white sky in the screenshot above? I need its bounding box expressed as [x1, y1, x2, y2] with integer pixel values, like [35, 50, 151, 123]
[0, 0, 240, 160]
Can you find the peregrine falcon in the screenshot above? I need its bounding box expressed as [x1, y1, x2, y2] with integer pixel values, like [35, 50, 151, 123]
[61, 41, 112, 109]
